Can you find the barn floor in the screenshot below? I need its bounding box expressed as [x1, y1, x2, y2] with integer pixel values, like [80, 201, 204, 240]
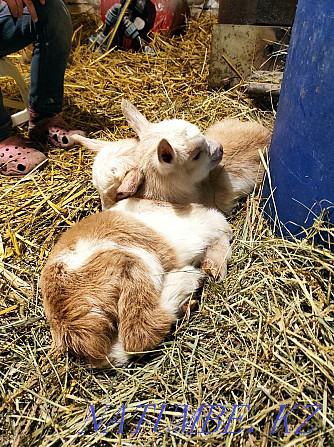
[0, 13, 333, 447]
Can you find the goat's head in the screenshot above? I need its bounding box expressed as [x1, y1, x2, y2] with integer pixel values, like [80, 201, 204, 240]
[121, 100, 223, 201]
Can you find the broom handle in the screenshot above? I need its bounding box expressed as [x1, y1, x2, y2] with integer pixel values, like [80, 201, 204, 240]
[105, 0, 133, 52]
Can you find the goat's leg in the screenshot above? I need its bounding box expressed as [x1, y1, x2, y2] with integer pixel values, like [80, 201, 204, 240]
[160, 266, 203, 319]
[201, 233, 232, 280]
[88, 336, 130, 369]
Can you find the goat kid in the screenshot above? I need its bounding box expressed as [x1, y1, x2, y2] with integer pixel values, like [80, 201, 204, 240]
[72, 100, 271, 213]
[40, 198, 232, 368]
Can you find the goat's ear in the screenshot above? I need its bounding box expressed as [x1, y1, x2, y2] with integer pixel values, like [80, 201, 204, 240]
[121, 99, 150, 138]
[71, 134, 105, 153]
[157, 139, 175, 164]
[116, 168, 145, 201]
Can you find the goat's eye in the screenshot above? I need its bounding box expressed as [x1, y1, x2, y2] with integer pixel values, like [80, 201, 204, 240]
[193, 152, 201, 160]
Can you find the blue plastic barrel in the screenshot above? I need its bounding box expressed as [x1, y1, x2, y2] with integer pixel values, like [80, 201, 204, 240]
[262, 0, 334, 250]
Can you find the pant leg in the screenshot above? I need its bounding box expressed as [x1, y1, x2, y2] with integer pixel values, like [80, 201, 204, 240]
[29, 0, 73, 114]
[0, 90, 12, 138]
[0, 0, 72, 117]
[0, 2, 25, 134]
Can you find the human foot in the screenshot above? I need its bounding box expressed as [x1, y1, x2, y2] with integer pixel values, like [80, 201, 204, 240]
[28, 114, 85, 149]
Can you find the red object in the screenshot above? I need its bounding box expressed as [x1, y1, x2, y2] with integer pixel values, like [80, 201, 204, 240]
[100, 0, 189, 49]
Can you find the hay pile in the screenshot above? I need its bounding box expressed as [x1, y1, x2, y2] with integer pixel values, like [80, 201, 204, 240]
[1, 14, 333, 447]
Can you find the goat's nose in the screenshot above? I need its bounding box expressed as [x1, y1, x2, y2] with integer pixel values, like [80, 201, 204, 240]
[214, 142, 223, 157]
[207, 138, 223, 156]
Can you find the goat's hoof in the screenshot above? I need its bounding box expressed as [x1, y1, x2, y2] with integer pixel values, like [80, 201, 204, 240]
[180, 299, 199, 317]
[201, 258, 227, 280]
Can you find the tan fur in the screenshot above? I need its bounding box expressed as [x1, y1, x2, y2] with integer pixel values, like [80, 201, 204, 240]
[203, 119, 272, 213]
[116, 168, 145, 200]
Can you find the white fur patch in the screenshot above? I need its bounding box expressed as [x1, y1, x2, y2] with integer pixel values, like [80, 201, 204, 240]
[107, 338, 130, 366]
[115, 202, 232, 267]
[153, 119, 203, 147]
[57, 239, 109, 271]
[228, 175, 254, 196]
[56, 238, 164, 290]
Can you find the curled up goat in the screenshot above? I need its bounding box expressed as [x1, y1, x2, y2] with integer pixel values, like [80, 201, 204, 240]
[72, 99, 272, 213]
[40, 198, 232, 368]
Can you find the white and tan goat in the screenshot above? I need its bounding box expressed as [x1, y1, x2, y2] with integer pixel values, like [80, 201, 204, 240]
[40, 198, 232, 368]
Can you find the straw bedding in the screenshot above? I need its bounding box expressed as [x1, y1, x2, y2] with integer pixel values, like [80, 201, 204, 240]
[0, 13, 333, 447]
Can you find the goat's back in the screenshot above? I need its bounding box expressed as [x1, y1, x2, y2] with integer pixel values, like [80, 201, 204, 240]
[202, 119, 272, 213]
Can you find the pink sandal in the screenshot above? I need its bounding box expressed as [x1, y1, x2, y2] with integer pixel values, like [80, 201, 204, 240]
[28, 114, 85, 149]
[0, 136, 47, 176]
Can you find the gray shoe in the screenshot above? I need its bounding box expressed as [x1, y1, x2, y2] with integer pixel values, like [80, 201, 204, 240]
[142, 45, 156, 55]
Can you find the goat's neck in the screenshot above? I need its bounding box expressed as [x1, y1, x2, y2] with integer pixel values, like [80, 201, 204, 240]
[139, 175, 201, 204]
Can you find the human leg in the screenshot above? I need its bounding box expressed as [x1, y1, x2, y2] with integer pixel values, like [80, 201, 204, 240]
[27, 0, 73, 115]
[0, 0, 74, 114]
[0, 7, 47, 176]
[0, 0, 83, 174]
